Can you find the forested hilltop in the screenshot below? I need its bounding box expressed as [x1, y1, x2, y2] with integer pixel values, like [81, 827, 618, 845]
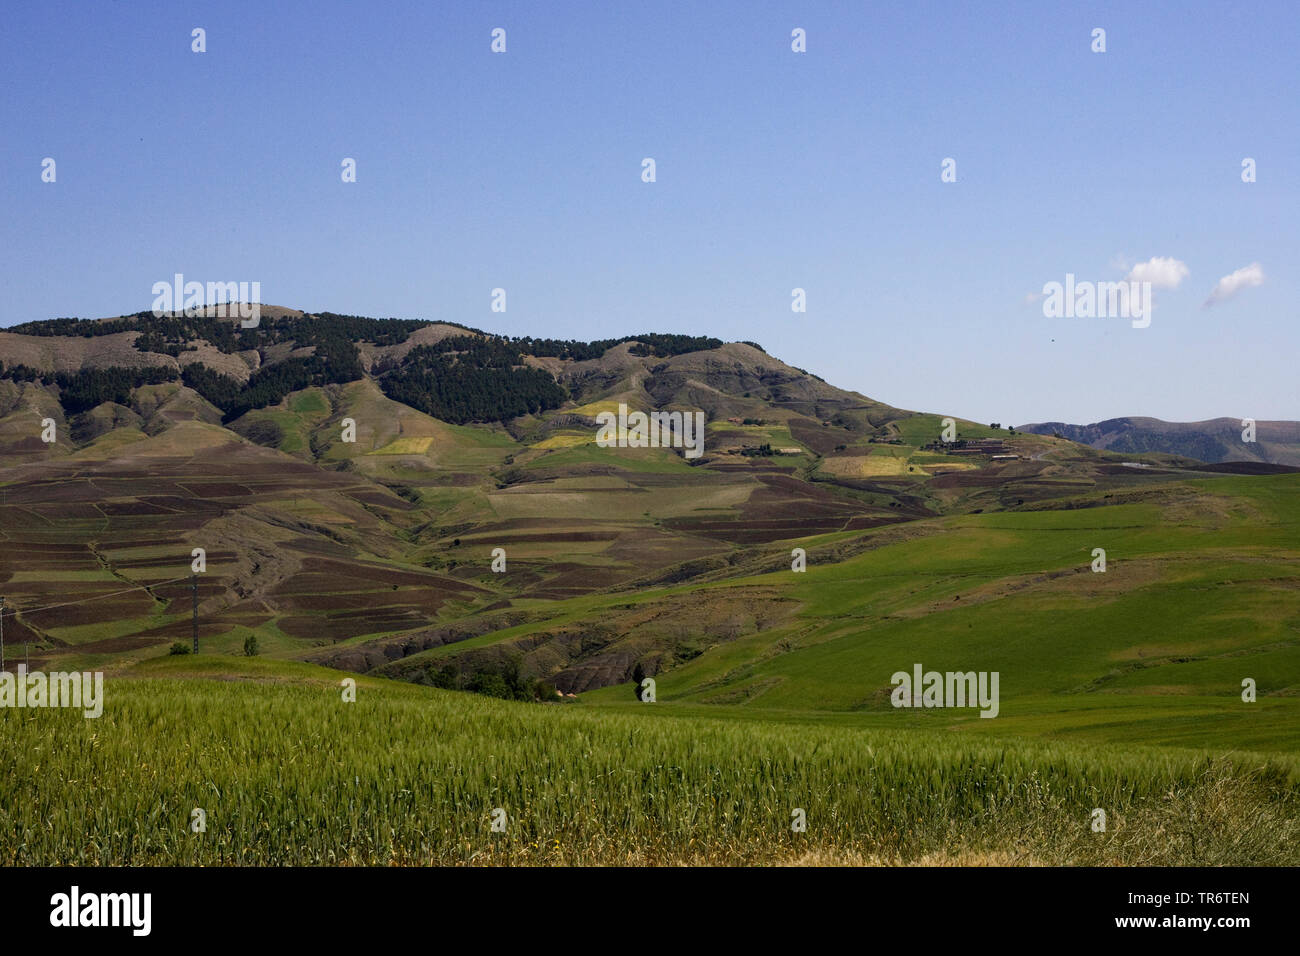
[0, 311, 727, 425]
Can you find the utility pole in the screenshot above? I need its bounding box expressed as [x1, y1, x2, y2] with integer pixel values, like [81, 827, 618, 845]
[1, 595, 5, 672]
[191, 574, 199, 655]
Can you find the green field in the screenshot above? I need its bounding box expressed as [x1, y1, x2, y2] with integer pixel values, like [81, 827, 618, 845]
[2, 656, 1294, 866]
[423, 473, 1300, 752]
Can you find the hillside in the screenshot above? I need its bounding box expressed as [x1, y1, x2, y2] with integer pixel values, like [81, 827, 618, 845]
[0, 308, 1296, 756]
[1019, 416, 1300, 467]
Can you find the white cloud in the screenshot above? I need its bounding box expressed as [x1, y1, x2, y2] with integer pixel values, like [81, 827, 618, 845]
[1204, 262, 1264, 306]
[1126, 256, 1189, 289]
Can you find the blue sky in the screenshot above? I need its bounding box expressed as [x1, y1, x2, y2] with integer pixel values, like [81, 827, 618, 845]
[2, 0, 1295, 424]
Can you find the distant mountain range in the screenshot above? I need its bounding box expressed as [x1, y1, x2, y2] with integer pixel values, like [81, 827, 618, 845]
[1017, 417, 1300, 467]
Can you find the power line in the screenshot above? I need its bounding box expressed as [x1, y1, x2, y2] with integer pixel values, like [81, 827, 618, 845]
[0, 575, 191, 620]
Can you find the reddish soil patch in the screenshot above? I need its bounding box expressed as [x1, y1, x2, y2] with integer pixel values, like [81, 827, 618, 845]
[24, 594, 156, 629]
[927, 473, 1005, 488]
[274, 557, 483, 594]
[345, 490, 415, 510]
[277, 608, 431, 641]
[281, 590, 453, 612]
[98, 500, 181, 516]
[27, 504, 103, 520]
[464, 531, 621, 544]
[787, 418, 844, 455]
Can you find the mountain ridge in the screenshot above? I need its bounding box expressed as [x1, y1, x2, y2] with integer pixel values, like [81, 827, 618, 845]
[1019, 416, 1300, 466]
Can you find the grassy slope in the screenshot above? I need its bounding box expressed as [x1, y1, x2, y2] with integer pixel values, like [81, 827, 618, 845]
[428, 473, 1300, 751]
[1, 655, 1294, 866]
